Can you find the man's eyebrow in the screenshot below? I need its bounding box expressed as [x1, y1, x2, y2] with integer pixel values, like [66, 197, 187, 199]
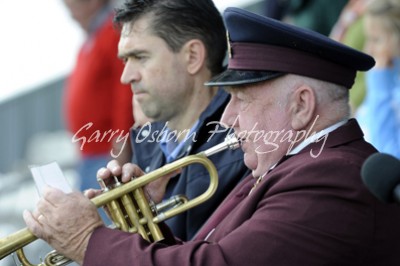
[118, 49, 147, 59]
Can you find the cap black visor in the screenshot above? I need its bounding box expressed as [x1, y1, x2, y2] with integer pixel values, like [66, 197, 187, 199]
[205, 69, 285, 86]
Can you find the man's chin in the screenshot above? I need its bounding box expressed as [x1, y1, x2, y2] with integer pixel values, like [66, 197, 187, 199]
[243, 153, 257, 174]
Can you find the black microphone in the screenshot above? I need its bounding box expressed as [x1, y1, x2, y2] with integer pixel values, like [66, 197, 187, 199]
[361, 153, 400, 204]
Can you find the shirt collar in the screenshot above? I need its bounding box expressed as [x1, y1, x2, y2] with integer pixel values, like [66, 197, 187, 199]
[267, 119, 348, 172]
[159, 120, 200, 163]
[287, 119, 348, 155]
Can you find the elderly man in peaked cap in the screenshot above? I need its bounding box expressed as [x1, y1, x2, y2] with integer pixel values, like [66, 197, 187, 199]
[24, 7, 400, 266]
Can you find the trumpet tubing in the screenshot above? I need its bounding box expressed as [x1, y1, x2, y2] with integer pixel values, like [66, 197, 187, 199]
[0, 134, 239, 265]
[0, 228, 36, 260]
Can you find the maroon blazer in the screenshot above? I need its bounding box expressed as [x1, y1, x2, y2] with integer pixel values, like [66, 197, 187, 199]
[84, 119, 400, 266]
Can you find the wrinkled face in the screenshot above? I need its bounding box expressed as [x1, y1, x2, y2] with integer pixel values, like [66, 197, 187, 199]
[118, 16, 192, 123]
[220, 79, 292, 177]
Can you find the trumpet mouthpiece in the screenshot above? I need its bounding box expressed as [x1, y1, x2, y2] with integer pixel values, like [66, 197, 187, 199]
[225, 133, 240, 150]
[202, 133, 240, 157]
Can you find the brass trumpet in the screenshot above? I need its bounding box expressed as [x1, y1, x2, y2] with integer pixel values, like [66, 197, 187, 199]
[0, 134, 240, 266]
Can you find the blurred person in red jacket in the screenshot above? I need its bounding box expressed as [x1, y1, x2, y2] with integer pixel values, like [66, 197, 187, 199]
[63, 0, 134, 196]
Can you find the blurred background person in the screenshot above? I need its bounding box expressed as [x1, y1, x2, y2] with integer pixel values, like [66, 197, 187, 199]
[261, 0, 348, 36]
[284, 0, 348, 36]
[261, 0, 290, 19]
[330, 0, 370, 114]
[356, 0, 400, 158]
[63, 0, 134, 193]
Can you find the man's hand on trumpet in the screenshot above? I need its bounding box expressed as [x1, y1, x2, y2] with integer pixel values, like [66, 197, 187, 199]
[23, 186, 103, 265]
[88, 159, 181, 204]
[22, 160, 180, 265]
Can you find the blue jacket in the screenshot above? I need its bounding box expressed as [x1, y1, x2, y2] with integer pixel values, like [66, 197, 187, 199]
[130, 89, 250, 240]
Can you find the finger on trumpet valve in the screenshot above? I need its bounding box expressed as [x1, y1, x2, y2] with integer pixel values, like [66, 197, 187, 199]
[113, 176, 122, 186]
[97, 177, 108, 192]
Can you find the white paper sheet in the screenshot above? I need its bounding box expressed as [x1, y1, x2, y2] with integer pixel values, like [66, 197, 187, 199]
[29, 161, 73, 196]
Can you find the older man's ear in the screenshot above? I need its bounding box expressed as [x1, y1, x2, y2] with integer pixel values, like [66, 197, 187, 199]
[289, 85, 316, 131]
